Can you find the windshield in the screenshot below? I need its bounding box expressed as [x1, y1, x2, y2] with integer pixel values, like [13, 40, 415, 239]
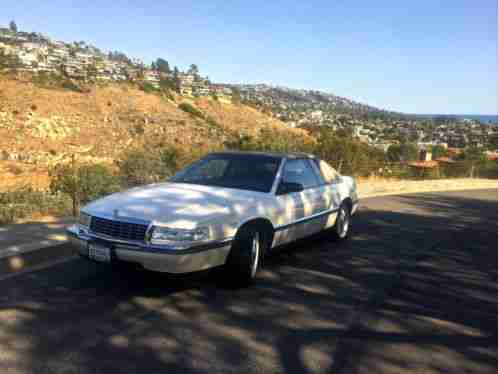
[170, 153, 281, 192]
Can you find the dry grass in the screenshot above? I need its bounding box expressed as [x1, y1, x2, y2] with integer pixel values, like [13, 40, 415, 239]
[0, 76, 311, 191]
[0, 162, 50, 192]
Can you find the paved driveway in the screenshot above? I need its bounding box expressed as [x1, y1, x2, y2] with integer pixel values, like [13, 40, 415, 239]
[0, 190, 497, 373]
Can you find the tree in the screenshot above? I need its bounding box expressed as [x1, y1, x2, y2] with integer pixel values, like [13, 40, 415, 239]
[116, 147, 179, 187]
[159, 76, 177, 91]
[454, 147, 487, 178]
[231, 87, 242, 105]
[172, 66, 181, 92]
[50, 162, 119, 216]
[387, 143, 419, 162]
[433, 115, 457, 126]
[9, 20, 17, 33]
[187, 64, 199, 76]
[108, 51, 131, 64]
[314, 129, 385, 176]
[488, 133, 498, 151]
[0, 49, 22, 71]
[224, 127, 315, 155]
[430, 145, 449, 159]
[155, 58, 171, 74]
[456, 147, 486, 162]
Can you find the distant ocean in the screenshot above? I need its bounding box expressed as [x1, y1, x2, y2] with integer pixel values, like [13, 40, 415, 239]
[411, 114, 498, 125]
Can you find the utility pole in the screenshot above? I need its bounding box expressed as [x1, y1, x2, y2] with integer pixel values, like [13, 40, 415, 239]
[67, 143, 82, 217]
[71, 152, 80, 217]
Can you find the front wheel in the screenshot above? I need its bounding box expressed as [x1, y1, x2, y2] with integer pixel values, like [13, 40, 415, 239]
[330, 203, 351, 241]
[224, 226, 264, 287]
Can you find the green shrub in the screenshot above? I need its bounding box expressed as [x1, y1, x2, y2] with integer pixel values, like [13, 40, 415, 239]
[313, 129, 385, 176]
[31, 73, 83, 92]
[140, 82, 159, 93]
[159, 78, 177, 92]
[50, 163, 120, 216]
[61, 80, 83, 92]
[205, 116, 221, 129]
[77, 164, 121, 201]
[178, 102, 204, 119]
[440, 162, 472, 178]
[178, 102, 222, 129]
[116, 147, 180, 187]
[476, 161, 498, 179]
[161, 90, 175, 101]
[225, 128, 314, 154]
[31, 72, 57, 88]
[0, 187, 72, 224]
[386, 143, 419, 162]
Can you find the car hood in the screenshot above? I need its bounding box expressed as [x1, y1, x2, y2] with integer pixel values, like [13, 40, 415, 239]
[82, 182, 265, 229]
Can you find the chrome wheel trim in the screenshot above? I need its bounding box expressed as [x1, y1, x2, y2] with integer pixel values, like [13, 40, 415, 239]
[250, 232, 260, 278]
[337, 207, 349, 238]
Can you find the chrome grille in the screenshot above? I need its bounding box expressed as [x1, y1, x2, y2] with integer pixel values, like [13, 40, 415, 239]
[90, 216, 148, 242]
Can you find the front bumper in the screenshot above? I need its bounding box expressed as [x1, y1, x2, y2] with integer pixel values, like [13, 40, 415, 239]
[67, 225, 232, 274]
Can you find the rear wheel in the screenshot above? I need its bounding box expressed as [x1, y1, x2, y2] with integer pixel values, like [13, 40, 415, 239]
[224, 226, 265, 287]
[330, 203, 351, 241]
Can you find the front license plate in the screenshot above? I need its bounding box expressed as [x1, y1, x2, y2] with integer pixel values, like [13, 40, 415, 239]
[88, 243, 111, 263]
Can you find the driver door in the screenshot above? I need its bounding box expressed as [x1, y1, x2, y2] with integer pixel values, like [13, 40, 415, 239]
[274, 159, 324, 245]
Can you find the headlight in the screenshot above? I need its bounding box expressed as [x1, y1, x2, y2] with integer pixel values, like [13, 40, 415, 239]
[150, 226, 210, 246]
[78, 212, 91, 228]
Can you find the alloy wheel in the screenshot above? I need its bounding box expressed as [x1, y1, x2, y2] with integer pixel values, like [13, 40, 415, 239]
[337, 207, 349, 238]
[250, 232, 260, 278]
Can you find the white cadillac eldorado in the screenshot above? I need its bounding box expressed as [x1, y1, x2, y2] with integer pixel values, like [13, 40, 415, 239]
[67, 151, 358, 286]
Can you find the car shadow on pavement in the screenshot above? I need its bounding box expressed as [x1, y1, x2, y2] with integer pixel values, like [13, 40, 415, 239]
[0, 190, 497, 373]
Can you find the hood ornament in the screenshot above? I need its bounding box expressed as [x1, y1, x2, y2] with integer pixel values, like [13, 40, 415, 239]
[113, 209, 119, 218]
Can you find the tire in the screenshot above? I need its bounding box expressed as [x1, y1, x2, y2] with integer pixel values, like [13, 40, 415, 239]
[330, 203, 351, 241]
[224, 225, 264, 287]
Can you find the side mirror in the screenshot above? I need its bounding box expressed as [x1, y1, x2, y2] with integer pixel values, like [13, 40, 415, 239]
[277, 182, 304, 195]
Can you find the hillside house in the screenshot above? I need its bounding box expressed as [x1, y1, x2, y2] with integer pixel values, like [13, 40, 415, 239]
[419, 149, 432, 161]
[143, 70, 161, 87]
[211, 84, 233, 102]
[179, 73, 195, 86]
[194, 86, 211, 96]
[180, 86, 193, 96]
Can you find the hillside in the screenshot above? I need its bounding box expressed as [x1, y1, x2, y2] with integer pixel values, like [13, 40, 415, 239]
[233, 84, 387, 114]
[0, 76, 311, 190]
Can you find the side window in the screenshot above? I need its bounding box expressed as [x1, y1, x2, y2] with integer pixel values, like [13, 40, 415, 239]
[316, 159, 340, 184]
[280, 159, 321, 189]
[308, 159, 325, 185]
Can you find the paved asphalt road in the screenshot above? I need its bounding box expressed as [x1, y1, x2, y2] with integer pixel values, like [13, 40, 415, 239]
[0, 190, 497, 374]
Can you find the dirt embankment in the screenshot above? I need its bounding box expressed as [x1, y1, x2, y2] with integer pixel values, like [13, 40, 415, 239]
[0, 77, 310, 191]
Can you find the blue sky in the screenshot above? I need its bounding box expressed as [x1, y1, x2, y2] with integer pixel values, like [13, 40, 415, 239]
[2, 1, 497, 114]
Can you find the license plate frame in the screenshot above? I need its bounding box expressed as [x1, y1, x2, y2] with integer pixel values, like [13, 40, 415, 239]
[88, 243, 111, 263]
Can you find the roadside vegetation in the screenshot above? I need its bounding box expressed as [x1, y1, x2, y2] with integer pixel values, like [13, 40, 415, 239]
[0, 79, 496, 225]
[116, 146, 179, 187]
[0, 187, 71, 224]
[3, 126, 497, 225]
[49, 163, 120, 217]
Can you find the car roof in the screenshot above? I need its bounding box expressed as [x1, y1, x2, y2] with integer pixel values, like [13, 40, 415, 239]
[208, 151, 317, 160]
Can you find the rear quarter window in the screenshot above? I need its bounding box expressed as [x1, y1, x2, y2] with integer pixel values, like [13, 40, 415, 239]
[316, 160, 340, 184]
